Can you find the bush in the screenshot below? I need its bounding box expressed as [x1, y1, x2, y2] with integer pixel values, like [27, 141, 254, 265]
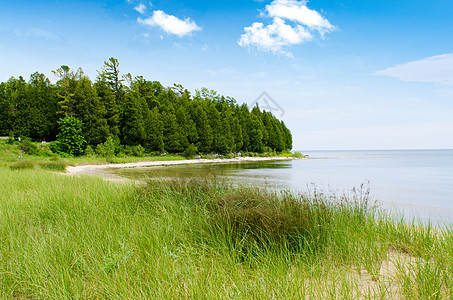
[292, 151, 305, 158]
[132, 145, 145, 157]
[49, 141, 63, 155]
[10, 160, 35, 170]
[183, 143, 198, 158]
[18, 138, 38, 155]
[96, 137, 116, 158]
[56, 116, 86, 156]
[84, 145, 95, 156]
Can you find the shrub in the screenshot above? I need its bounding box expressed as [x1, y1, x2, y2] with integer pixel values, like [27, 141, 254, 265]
[132, 145, 145, 157]
[292, 151, 305, 158]
[18, 138, 38, 155]
[96, 137, 116, 158]
[10, 160, 35, 170]
[183, 143, 198, 158]
[56, 116, 86, 156]
[84, 145, 95, 156]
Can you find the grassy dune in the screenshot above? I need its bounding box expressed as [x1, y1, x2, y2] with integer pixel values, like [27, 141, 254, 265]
[1, 167, 452, 299]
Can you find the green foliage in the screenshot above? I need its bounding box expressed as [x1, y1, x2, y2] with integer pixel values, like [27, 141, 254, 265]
[183, 143, 198, 157]
[132, 145, 145, 157]
[84, 145, 95, 156]
[18, 138, 37, 154]
[0, 58, 293, 156]
[56, 116, 86, 156]
[292, 151, 305, 158]
[74, 76, 110, 145]
[96, 136, 116, 157]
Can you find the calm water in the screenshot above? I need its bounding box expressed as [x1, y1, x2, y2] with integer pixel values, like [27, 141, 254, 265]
[116, 150, 453, 224]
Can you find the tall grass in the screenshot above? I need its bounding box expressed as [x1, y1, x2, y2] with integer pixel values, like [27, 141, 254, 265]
[0, 169, 452, 299]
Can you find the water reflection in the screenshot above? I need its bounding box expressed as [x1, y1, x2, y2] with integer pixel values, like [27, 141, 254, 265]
[113, 161, 292, 189]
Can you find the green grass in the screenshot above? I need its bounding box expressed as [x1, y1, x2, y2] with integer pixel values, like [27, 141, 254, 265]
[0, 142, 186, 171]
[9, 160, 35, 170]
[1, 167, 452, 299]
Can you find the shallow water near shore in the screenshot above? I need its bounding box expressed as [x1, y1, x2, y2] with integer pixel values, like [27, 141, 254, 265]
[115, 149, 453, 225]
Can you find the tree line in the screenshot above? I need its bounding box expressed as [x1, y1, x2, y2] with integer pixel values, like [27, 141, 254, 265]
[0, 58, 292, 156]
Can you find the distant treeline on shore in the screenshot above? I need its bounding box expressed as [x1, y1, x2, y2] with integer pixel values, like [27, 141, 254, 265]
[0, 58, 292, 156]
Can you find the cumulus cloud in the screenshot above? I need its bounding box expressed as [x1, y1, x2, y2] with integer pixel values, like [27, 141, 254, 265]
[134, 3, 147, 15]
[239, 0, 334, 56]
[375, 53, 453, 85]
[265, 0, 333, 32]
[238, 18, 312, 56]
[138, 10, 201, 37]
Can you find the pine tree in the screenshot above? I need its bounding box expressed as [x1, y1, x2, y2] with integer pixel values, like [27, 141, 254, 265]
[52, 65, 83, 117]
[193, 105, 212, 153]
[144, 107, 164, 152]
[101, 57, 124, 106]
[231, 116, 243, 152]
[0, 82, 10, 135]
[95, 74, 120, 139]
[74, 77, 110, 146]
[2, 77, 26, 138]
[24, 72, 58, 141]
[121, 92, 145, 146]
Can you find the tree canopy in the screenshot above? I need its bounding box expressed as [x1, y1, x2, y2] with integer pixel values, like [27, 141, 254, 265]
[0, 58, 293, 155]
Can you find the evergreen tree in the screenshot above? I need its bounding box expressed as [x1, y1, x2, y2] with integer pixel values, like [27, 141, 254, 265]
[1, 77, 27, 138]
[0, 83, 10, 135]
[206, 102, 221, 152]
[24, 72, 58, 141]
[101, 57, 124, 106]
[193, 105, 212, 153]
[120, 92, 145, 146]
[52, 65, 83, 117]
[248, 114, 265, 153]
[56, 116, 86, 156]
[176, 106, 194, 147]
[217, 110, 235, 154]
[0, 58, 293, 154]
[163, 112, 183, 152]
[95, 74, 120, 139]
[144, 107, 164, 152]
[238, 104, 251, 152]
[231, 116, 244, 152]
[74, 77, 110, 146]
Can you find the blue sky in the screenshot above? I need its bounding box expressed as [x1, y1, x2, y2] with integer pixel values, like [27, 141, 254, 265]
[1, 0, 453, 150]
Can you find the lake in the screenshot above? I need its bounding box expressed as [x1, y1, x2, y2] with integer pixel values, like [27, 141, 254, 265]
[115, 149, 453, 225]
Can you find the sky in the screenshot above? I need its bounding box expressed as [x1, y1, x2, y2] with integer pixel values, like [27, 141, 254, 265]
[1, 0, 453, 150]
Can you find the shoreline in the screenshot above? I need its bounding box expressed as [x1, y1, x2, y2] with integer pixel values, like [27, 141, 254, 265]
[66, 156, 295, 180]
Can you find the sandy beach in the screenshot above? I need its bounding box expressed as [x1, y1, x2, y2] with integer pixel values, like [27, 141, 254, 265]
[66, 156, 294, 181]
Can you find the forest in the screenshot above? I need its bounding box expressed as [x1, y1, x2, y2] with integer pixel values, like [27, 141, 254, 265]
[0, 58, 292, 156]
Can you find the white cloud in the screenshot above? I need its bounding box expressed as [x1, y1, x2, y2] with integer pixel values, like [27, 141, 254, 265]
[239, 0, 334, 55]
[266, 0, 334, 32]
[376, 53, 453, 85]
[134, 3, 146, 15]
[138, 10, 201, 37]
[238, 18, 312, 57]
